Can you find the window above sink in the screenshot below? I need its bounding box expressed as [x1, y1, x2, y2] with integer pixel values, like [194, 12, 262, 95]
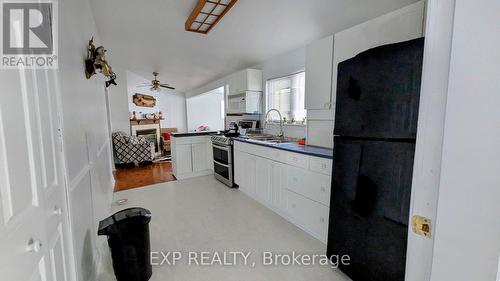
[266, 72, 306, 123]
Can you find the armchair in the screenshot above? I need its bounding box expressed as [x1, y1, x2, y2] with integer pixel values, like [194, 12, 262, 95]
[112, 131, 154, 165]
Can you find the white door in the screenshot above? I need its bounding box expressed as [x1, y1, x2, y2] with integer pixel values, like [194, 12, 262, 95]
[0, 68, 72, 281]
[405, 1, 458, 281]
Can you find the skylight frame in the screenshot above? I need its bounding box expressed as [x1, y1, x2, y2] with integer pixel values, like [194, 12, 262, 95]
[185, 0, 238, 34]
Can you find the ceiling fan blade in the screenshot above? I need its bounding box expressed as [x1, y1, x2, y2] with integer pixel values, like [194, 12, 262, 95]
[160, 85, 175, 90]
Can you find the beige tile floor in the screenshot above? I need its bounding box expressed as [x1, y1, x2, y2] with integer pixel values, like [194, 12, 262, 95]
[98, 176, 351, 281]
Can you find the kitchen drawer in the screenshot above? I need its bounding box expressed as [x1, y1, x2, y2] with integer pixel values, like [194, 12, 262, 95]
[266, 147, 286, 163]
[234, 141, 256, 154]
[309, 157, 332, 176]
[286, 166, 331, 206]
[284, 151, 309, 169]
[234, 141, 286, 162]
[285, 190, 329, 243]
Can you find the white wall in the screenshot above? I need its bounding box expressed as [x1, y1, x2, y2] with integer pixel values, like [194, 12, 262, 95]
[106, 67, 130, 133]
[429, 0, 500, 280]
[186, 87, 225, 131]
[127, 71, 187, 132]
[59, 0, 115, 280]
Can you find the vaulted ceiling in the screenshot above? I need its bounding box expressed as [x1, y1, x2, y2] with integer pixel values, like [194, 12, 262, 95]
[90, 0, 418, 92]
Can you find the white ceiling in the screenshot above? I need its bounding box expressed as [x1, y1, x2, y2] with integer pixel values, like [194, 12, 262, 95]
[90, 0, 418, 92]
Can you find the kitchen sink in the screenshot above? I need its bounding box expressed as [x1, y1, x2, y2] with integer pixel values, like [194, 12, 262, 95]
[243, 134, 295, 144]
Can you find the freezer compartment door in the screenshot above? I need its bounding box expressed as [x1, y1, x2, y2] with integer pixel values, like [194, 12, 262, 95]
[334, 38, 424, 139]
[327, 137, 416, 281]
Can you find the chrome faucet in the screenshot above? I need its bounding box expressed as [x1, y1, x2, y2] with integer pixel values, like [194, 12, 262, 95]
[264, 109, 284, 138]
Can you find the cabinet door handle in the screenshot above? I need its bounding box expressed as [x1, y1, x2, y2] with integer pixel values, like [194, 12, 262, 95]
[320, 217, 325, 223]
[26, 238, 43, 253]
[320, 187, 326, 192]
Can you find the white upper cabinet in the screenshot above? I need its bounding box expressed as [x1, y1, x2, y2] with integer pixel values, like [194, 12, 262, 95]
[305, 35, 334, 110]
[330, 1, 425, 106]
[228, 69, 263, 95]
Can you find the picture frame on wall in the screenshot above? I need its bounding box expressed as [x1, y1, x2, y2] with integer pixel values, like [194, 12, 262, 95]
[133, 93, 156, 107]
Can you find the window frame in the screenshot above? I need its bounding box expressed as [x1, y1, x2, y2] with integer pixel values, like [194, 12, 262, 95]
[265, 71, 306, 124]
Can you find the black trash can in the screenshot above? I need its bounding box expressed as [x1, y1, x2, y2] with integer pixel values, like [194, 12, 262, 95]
[98, 207, 152, 281]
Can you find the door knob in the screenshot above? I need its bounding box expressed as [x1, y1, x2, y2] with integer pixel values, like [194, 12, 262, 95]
[26, 238, 43, 253]
[411, 215, 432, 238]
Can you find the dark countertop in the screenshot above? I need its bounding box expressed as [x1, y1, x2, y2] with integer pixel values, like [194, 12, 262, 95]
[171, 131, 219, 137]
[233, 137, 334, 159]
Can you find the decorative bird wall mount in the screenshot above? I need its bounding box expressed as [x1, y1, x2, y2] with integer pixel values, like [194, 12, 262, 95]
[85, 37, 117, 87]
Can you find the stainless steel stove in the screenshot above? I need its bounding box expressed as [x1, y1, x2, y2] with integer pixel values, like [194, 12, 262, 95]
[211, 135, 236, 187]
[211, 135, 233, 146]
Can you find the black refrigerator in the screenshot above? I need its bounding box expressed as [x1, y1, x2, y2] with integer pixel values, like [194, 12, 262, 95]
[327, 38, 425, 281]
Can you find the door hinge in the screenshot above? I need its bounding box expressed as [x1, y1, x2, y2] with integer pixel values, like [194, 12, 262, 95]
[412, 215, 432, 238]
[57, 128, 64, 152]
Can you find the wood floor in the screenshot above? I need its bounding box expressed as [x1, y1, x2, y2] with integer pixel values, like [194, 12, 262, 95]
[113, 162, 176, 192]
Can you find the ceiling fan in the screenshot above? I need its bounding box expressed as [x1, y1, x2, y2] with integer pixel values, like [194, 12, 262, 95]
[137, 72, 175, 91]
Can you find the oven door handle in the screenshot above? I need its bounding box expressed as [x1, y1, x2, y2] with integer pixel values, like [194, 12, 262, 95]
[214, 160, 230, 168]
[212, 144, 230, 151]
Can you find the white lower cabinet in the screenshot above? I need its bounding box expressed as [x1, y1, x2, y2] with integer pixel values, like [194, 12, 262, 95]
[172, 135, 213, 179]
[234, 150, 243, 185]
[285, 190, 330, 243]
[286, 166, 331, 207]
[271, 161, 286, 212]
[234, 141, 332, 243]
[256, 157, 272, 204]
[175, 144, 193, 175]
[236, 151, 257, 196]
[192, 142, 210, 172]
